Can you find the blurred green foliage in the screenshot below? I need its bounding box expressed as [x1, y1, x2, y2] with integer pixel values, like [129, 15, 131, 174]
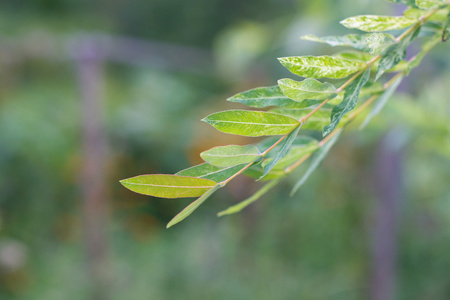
[0, 0, 449, 299]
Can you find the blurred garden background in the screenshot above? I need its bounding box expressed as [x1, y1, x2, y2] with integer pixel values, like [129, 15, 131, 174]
[0, 0, 449, 299]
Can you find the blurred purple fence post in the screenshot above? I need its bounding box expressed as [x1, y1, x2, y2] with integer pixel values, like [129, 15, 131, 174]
[75, 37, 109, 300]
[370, 129, 406, 300]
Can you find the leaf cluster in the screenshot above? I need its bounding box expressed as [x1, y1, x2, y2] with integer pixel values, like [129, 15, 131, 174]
[121, 0, 450, 228]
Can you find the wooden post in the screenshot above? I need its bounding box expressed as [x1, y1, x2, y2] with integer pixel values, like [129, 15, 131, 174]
[370, 130, 405, 300]
[76, 37, 109, 300]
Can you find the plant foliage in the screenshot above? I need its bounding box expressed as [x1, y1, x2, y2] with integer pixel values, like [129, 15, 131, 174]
[121, 0, 450, 228]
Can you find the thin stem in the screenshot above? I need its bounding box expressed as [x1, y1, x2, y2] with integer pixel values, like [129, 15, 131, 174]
[284, 153, 312, 174]
[219, 162, 254, 186]
[261, 124, 300, 156]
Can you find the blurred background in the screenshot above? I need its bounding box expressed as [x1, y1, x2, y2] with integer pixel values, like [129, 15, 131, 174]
[0, 0, 449, 299]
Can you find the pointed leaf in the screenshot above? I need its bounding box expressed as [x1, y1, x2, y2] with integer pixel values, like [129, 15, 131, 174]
[202, 110, 300, 137]
[360, 75, 404, 129]
[340, 15, 417, 32]
[323, 68, 370, 136]
[278, 56, 366, 79]
[176, 163, 248, 183]
[376, 26, 420, 80]
[200, 145, 262, 167]
[217, 178, 282, 217]
[259, 125, 301, 180]
[167, 184, 221, 228]
[227, 86, 302, 108]
[290, 131, 342, 196]
[278, 78, 337, 102]
[301, 34, 370, 51]
[120, 175, 217, 198]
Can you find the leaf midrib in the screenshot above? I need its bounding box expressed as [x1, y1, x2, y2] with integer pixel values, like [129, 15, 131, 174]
[124, 182, 213, 189]
[208, 120, 297, 126]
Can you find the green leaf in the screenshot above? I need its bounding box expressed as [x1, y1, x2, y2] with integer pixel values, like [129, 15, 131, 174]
[278, 78, 337, 102]
[278, 56, 366, 79]
[290, 131, 342, 196]
[176, 163, 248, 183]
[227, 86, 302, 108]
[202, 110, 300, 137]
[301, 34, 370, 51]
[217, 178, 282, 216]
[259, 125, 301, 180]
[376, 26, 420, 80]
[366, 33, 396, 55]
[360, 75, 404, 129]
[416, 0, 448, 10]
[120, 175, 217, 198]
[340, 15, 417, 32]
[323, 68, 370, 136]
[167, 184, 221, 228]
[200, 145, 262, 167]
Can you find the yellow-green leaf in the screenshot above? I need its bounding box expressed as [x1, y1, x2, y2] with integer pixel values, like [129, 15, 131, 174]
[120, 175, 216, 198]
[227, 86, 302, 108]
[202, 110, 300, 137]
[176, 163, 248, 183]
[340, 15, 417, 32]
[278, 56, 366, 79]
[301, 34, 370, 51]
[200, 145, 262, 167]
[278, 78, 337, 102]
